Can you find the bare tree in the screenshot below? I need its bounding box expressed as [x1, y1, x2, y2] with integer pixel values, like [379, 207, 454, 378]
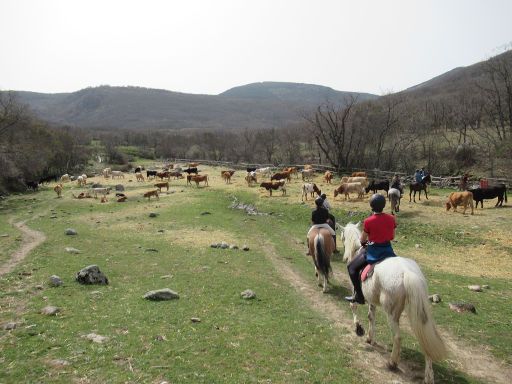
[0, 92, 29, 138]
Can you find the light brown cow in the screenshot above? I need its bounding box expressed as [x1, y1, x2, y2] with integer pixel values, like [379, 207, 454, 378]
[271, 171, 292, 182]
[283, 167, 298, 179]
[446, 191, 474, 215]
[341, 176, 368, 188]
[154, 182, 169, 192]
[333, 182, 365, 200]
[221, 170, 235, 184]
[301, 169, 315, 181]
[351, 171, 367, 177]
[53, 183, 63, 198]
[191, 174, 209, 187]
[324, 171, 333, 184]
[303, 164, 313, 170]
[143, 190, 159, 201]
[135, 172, 145, 182]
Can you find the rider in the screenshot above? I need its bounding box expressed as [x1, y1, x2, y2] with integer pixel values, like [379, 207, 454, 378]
[414, 169, 422, 183]
[306, 196, 337, 255]
[345, 194, 397, 304]
[320, 193, 339, 253]
[391, 174, 403, 196]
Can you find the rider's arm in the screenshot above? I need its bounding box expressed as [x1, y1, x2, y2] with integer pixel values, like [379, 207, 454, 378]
[360, 230, 368, 244]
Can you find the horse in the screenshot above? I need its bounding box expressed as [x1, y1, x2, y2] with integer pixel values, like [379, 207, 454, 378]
[388, 188, 401, 214]
[409, 173, 431, 202]
[307, 227, 334, 292]
[339, 222, 447, 384]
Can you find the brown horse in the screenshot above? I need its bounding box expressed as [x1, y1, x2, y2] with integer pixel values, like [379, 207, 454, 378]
[307, 227, 334, 292]
[409, 174, 431, 202]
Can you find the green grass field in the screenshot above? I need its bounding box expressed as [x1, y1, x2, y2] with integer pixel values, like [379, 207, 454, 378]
[0, 167, 510, 383]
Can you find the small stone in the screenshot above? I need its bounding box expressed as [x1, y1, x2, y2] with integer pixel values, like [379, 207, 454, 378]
[210, 243, 218, 248]
[149, 212, 158, 218]
[50, 215, 58, 219]
[242, 245, 250, 251]
[448, 302, 476, 314]
[145, 248, 159, 252]
[190, 317, 201, 323]
[429, 294, 441, 303]
[65, 228, 77, 236]
[220, 242, 229, 249]
[157, 229, 164, 233]
[229, 244, 239, 250]
[48, 359, 70, 367]
[84, 333, 108, 343]
[414, 243, 421, 248]
[41, 306, 60, 316]
[468, 285, 482, 292]
[2, 322, 17, 330]
[160, 274, 173, 279]
[143, 288, 179, 301]
[49, 275, 63, 287]
[34, 285, 44, 290]
[241, 289, 256, 299]
[200, 211, 211, 215]
[65, 247, 81, 254]
[155, 335, 167, 341]
[115, 184, 124, 191]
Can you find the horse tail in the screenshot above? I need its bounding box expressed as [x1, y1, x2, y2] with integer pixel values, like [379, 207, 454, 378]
[314, 234, 331, 278]
[505, 187, 508, 202]
[404, 270, 448, 362]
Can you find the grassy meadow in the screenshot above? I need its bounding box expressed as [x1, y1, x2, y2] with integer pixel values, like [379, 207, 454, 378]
[0, 165, 511, 384]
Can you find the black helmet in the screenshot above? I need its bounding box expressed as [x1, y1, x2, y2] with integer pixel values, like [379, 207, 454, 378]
[315, 197, 324, 207]
[369, 194, 386, 213]
[320, 193, 327, 200]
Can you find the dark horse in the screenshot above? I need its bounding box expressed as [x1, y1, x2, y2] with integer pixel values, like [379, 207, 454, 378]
[409, 174, 431, 202]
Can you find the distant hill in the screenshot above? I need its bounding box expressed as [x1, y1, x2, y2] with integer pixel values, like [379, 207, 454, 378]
[12, 83, 378, 130]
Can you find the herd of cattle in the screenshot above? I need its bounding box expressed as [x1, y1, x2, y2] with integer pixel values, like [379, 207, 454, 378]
[23, 163, 507, 212]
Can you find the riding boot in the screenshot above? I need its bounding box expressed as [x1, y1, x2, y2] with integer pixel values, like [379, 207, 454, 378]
[345, 254, 366, 304]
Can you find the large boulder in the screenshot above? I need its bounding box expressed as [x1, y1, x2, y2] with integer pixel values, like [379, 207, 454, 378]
[75, 265, 109, 285]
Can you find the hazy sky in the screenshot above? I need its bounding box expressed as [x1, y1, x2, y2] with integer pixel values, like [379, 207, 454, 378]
[1, 0, 511, 95]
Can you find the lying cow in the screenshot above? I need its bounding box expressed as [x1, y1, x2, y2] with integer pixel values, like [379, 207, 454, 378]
[154, 182, 169, 192]
[469, 184, 507, 208]
[334, 182, 364, 200]
[366, 179, 390, 195]
[143, 190, 159, 201]
[446, 191, 474, 215]
[301, 183, 321, 201]
[260, 180, 286, 196]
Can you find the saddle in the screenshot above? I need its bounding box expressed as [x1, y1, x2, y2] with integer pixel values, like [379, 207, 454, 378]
[361, 264, 376, 282]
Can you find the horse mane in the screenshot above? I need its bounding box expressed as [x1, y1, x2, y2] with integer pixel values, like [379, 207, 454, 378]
[342, 222, 362, 263]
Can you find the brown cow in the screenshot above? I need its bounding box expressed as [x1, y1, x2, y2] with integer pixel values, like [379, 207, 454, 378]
[221, 170, 235, 184]
[191, 174, 209, 187]
[154, 182, 169, 192]
[271, 171, 291, 182]
[446, 191, 474, 215]
[351, 171, 367, 177]
[283, 167, 298, 179]
[324, 171, 333, 184]
[334, 182, 365, 200]
[143, 190, 159, 201]
[304, 164, 313, 170]
[169, 171, 183, 179]
[157, 171, 170, 180]
[260, 180, 286, 196]
[53, 183, 63, 198]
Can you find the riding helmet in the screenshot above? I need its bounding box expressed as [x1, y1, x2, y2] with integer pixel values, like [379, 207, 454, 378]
[315, 197, 324, 207]
[369, 194, 386, 213]
[320, 193, 327, 200]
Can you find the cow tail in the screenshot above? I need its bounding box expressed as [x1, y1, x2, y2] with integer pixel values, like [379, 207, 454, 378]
[505, 187, 508, 202]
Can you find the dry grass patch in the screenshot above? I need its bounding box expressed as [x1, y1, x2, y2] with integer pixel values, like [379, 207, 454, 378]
[162, 227, 240, 248]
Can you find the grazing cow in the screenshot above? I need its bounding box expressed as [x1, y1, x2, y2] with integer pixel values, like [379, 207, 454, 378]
[245, 173, 257, 186]
[324, 171, 333, 184]
[301, 183, 321, 201]
[388, 188, 401, 214]
[221, 171, 234, 184]
[77, 175, 87, 187]
[111, 171, 125, 179]
[469, 185, 507, 208]
[154, 182, 169, 192]
[301, 169, 315, 181]
[143, 190, 159, 201]
[246, 167, 257, 173]
[333, 182, 365, 200]
[271, 171, 291, 182]
[146, 170, 157, 179]
[351, 171, 367, 177]
[446, 191, 474, 215]
[365, 179, 390, 195]
[341, 176, 369, 188]
[54, 184, 63, 198]
[156, 171, 170, 180]
[183, 167, 198, 175]
[260, 180, 286, 196]
[284, 167, 298, 179]
[102, 168, 111, 178]
[191, 174, 209, 187]
[92, 187, 111, 199]
[26, 181, 39, 191]
[60, 174, 71, 183]
[188, 162, 199, 168]
[135, 172, 145, 182]
[168, 171, 183, 179]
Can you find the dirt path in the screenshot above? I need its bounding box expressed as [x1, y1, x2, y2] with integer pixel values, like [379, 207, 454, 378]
[0, 219, 46, 277]
[263, 242, 512, 384]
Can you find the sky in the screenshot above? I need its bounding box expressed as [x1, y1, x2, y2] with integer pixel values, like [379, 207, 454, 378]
[1, 0, 511, 96]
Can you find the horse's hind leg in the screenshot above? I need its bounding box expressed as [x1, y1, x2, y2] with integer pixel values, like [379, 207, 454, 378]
[424, 357, 434, 384]
[322, 274, 328, 293]
[366, 304, 376, 345]
[386, 312, 401, 371]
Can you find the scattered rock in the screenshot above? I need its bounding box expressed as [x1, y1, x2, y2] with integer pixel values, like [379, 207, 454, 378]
[429, 294, 441, 303]
[190, 317, 201, 323]
[48, 359, 70, 367]
[229, 244, 239, 250]
[200, 211, 211, 215]
[41, 306, 60, 316]
[1, 233, 9, 237]
[210, 243, 218, 248]
[83, 333, 108, 343]
[65, 228, 77, 236]
[468, 285, 482, 292]
[65, 247, 81, 254]
[75, 265, 109, 285]
[482, 284, 490, 289]
[115, 184, 125, 191]
[143, 288, 180, 301]
[34, 285, 44, 290]
[160, 274, 173, 279]
[49, 275, 63, 287]
[242, 245, 250, 251]
[145, 248, 159, 252]
[448, 302, 476, 314]
[220, 242, 229, 249]
[157, 229, 164, 233]
[149, 212, 158, 218]
[155, 335, 167, 341]
[2, 322, 17, 330]
[414, 243, 421, 248]
[241, 289, 256, 299]
[50, 215, 58, 219]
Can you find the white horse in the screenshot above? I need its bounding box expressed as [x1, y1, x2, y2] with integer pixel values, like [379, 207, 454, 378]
[339, 222, 447, 384]
[388, 188, 401, 214]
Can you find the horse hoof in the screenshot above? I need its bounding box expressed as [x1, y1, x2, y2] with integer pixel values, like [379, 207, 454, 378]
[386, 362, 398, 372]
[355, 323, 365, 337]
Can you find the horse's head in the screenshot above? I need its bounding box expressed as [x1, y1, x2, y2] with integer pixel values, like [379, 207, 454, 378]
[341, 222, 362, 263]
